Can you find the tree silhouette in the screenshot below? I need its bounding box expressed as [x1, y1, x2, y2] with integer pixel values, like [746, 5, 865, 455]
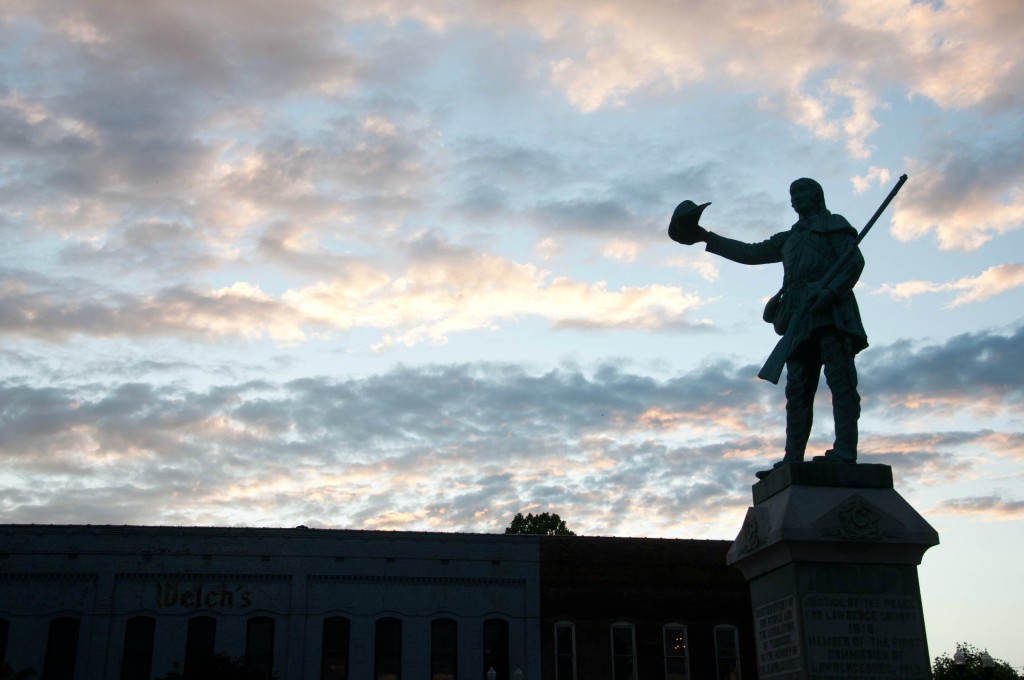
[504, 512, 576, 536]
[933, 643, 1022, 680]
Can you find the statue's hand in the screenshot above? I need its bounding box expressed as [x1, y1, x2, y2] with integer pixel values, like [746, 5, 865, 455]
[809, 288, 834, 313]
[668, 201, 710, 245]
[669, 223, 708, 245]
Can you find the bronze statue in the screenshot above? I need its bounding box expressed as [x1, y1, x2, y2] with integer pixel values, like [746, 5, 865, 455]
[669, 176, 907, 480]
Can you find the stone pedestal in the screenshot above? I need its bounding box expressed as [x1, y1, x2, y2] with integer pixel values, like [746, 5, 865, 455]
[727, 463, 939, 680]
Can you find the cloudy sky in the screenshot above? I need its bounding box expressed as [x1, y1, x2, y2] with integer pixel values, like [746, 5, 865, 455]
[2, 0, 1023, 668]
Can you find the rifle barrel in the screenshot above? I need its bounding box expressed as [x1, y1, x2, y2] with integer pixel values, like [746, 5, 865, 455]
[856, 173, 908, 245]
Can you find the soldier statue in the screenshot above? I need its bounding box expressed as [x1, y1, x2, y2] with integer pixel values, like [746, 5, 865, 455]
[669, 178, 868, 480]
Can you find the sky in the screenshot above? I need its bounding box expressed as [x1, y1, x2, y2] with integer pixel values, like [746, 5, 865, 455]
[1, 0, 1023, 670]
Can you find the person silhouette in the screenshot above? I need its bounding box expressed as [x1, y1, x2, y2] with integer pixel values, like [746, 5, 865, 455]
[669, 179, 867, 479]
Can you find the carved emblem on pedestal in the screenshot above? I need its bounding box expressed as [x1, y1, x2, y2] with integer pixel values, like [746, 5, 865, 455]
[838, 496, 883, 541]
[815, 493, 901, 541]
[737, 507, 769, 554]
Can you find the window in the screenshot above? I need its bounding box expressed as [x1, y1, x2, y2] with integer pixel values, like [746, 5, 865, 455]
[0, 617, 9, 668]
[321, 617, 350, 680]
[43, 616, 80, 680]
[120, 616, 156, 680]
[430, 618, 457, 680]
[184, 616, 217, 677]
[374, 617, 402, 680]
[610, 623, 637, 680]
[482, 619, 509, 680]
[714, 625, 741, 680]
[245, 616, 275, 679]
[553, 622, 576, 680]
[663, 625, 689, 680]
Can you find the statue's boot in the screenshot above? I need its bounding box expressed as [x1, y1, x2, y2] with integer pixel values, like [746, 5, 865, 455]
[754, 453, 803, 480]
[754, 463, 783, 481]
[812, 448, 855, 463]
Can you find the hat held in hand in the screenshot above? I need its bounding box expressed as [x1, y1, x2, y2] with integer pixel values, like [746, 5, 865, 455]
[668, 200, 710, 245]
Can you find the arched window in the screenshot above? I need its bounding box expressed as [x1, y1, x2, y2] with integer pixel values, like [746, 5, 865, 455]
[184, 615, 217, 677]
[482, 619, 509, 680]
[714, 624, 741, 680]
[321, 616, 350, 680]
[245, 616, 275, 679]
[43, 616, 80, 680]
[120, 616, 156, 680]
[663, 624, 689, 680]
[553, 622, 576, 680]
[374, 617, 402, 680]
[610, 622, 637, 680]
[430, 618, 457, 680]
[0, 617, 9, 669]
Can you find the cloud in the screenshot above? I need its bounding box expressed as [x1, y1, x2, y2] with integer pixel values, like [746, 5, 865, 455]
[4, 321, 1022, 532]
[860, 325, 1024, 415]
[664, 254, 720, 283]
[783, 79, 885, 159]
[0, 359, 776, 532]
[600, 239, 639, 263]
[939, 493, 1024, 519]
[4, 327, 1019, 532]
[851, 166, 892, 195]
[0, 2, 439, 272]
[0, 90, 101, 151]
[59, 219, 227, 276]
[889, 130, 1024, 251]
[219, 114, 436, 210]
[0, 240, 711, 347]
[10, 0, 1020, 297]
[1, 0, 1023, 547]
[285, 248, 708, 348]
[32, 1, 358, 97]
[877, 263, 1024, 306]
[461, 0, 1021, 161]
[835, 0, 1024, 111]
[531, 198, 636, 235]
[0, 270, 305, 343]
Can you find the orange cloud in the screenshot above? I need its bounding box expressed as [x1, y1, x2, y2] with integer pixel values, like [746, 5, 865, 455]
[877, 263, 1024, 306]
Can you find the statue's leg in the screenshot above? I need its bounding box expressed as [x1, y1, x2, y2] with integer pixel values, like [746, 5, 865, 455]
[821, 334, 860, 462]
[784, 352, 821, 461]
[754, 340, 822, 479]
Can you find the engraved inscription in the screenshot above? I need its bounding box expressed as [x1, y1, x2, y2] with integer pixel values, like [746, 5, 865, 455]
[802, 594, 928, 679]
[754, 596, 802, 679]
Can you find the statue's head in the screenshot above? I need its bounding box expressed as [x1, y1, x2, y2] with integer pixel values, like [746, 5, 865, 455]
[790, 178, 826, 217]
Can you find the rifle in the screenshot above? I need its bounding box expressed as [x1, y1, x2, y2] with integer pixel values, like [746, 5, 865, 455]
[757, 174, 908, 384]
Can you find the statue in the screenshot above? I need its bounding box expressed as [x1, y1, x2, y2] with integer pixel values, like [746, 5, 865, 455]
[669, 176, 906, 480]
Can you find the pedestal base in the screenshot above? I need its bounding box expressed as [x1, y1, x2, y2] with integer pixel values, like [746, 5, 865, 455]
[727, 463, 939, 680]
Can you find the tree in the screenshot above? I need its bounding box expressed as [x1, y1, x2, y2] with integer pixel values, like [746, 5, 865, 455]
[504, 512, 576, 536]
[933, 642, 1022, 680]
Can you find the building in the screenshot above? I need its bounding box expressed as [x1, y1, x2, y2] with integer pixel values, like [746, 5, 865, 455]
[0, 525, 755, 679]
[539, 536, 754, 680]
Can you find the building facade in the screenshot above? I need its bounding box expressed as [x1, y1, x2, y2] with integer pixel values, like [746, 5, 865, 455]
[539, 535, 754, 680]
[0, 525, 754, 680]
